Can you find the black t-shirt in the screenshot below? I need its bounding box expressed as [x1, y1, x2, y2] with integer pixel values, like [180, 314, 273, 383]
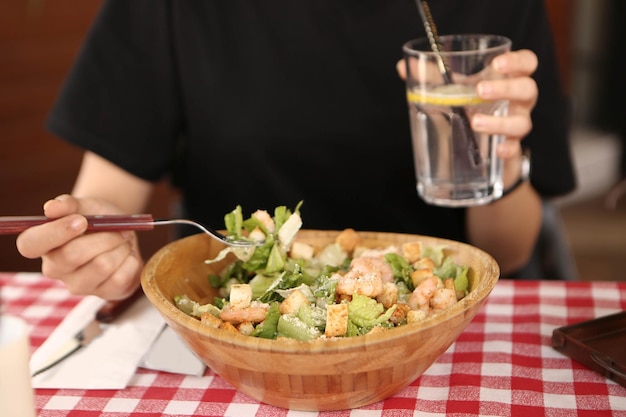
[47, 0, 575, 242]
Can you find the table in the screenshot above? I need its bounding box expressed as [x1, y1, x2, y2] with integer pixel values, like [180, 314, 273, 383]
[1, 272, 625, 417]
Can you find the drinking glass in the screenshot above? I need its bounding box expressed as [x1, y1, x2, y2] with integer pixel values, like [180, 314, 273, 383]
[403, 34, 511, 206]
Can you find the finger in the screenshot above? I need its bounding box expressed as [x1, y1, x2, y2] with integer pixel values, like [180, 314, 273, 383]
[471, 113, 532, 139]
[55, 237, 135, 296]
[93, 254, 143, 301]
[396, 59, 407, 80]
[476, 76, 538, 104]
[496, 139, 522, 160]
[41, 231, 134, 278]
[492, 49, 538, 77]
[16, 214, 88, 259]
[43, 194, 81, 219]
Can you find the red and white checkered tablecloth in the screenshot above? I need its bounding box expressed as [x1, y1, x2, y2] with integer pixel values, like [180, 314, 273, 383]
[2, 272, 626, 417]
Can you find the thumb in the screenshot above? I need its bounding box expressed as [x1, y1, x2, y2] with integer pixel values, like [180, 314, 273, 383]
[42, 194, 82, 219]
[396, 59, 407, 81]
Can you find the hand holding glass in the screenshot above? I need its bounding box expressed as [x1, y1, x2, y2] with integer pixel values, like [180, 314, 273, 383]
[403, 34, 512, 206]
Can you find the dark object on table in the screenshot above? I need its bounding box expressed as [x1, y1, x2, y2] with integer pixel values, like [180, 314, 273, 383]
[552, 311, 626, 388]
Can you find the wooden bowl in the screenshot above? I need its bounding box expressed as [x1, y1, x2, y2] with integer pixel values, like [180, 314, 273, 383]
[141, 230, 499, 411]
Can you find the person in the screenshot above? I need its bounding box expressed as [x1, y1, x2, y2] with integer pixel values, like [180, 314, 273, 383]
[16, 0, 575, 301]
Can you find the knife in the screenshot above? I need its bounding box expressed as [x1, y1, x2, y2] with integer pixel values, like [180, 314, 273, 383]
[31, 287, 144, 377]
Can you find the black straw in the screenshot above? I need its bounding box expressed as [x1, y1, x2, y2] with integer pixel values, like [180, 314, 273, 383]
[414, 0, 483, 166]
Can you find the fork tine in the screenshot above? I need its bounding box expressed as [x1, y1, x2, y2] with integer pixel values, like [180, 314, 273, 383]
[152, 219, 262, 247]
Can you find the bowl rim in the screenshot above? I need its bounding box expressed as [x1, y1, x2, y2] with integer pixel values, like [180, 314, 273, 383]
[141, 230, 500, 352]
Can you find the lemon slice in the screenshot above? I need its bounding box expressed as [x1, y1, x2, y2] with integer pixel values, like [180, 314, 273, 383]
[407, 84, 484, 106]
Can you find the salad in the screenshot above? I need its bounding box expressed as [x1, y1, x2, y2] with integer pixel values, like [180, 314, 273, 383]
[175, 202, 470, 341]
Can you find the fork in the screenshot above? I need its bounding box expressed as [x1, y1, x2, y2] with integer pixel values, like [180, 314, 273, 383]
[0, 214, 260, 247]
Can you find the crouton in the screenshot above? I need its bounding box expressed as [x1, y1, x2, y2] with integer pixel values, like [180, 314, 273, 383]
[410, 268, 433, 288]
[335, 228, 360, 253]
[413, 257, 435, 270]
[389, 303, 412, 325]
[200, 312, 222, 328]
[229, 283, 252, 310]
[376, 282, 399, 309]
[402, 241, 423, 264]
[325, 303, 349, 338]
[279, 289, 310, 315]
[407, 309, 427, 324]
[443, 278, 455, 291]
[290, 241, 315, 260]
[237, 321, 256, 336]
[219, 321, 240, 333]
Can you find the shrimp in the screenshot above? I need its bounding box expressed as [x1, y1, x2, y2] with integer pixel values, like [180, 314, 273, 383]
[355, 245, 401, 260]
[336, 271, 383, 298]
[252, 209, 275, 233]
[431, 288, 457, 312]
[376, 282, 399, 309]
[336, 256, 393, 297]
[350, 256, 395, 283]
[248, 209, 276, 242]
[220, 304, 268, 324]
[408, 276, 440, 313]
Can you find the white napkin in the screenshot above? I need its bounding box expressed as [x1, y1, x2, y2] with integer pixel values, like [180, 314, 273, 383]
[30, 295, 165, 389]
[139, 325, 206, 377]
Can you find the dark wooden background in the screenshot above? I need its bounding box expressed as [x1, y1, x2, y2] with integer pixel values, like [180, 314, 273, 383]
[0, 0, 571, 272]
[0, 0, 178, 272]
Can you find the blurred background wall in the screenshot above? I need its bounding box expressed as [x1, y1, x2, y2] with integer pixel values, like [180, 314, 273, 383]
[1, 1, 624, 280]
[0, 0, 176, 272]
[555, 0, 626, 281]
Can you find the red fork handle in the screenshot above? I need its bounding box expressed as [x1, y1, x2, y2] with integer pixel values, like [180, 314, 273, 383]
[0, 214, 155, 235]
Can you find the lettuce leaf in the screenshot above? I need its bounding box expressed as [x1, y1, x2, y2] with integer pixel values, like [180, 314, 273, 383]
[224, 205, 244, 239]
[297, 303, 326, 330]
[347, 294, 397, 336]
[248, 274, 278, 299]
[434, 256, 469, 295]
[265, 242, 286, 273]
[315, 242, 348, 268]
[422, 245, 446, 267]
[385, 252, 414, 291]
[277, 314, 321, 341]
[174, 294, 221, 318]
[250, 302, 280, 339]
